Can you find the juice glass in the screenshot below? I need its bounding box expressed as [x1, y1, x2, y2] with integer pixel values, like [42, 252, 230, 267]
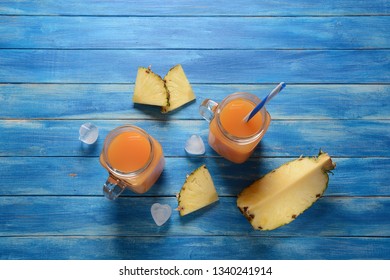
[100, 125, 165, 200]
[199, 92, 271, 163]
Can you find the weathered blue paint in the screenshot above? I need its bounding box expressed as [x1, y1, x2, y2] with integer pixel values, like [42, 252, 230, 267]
[1, 16, 389, 49]
[1, 50, 389, 83]
[0, 196, 389, 237]
[0, 120, 389, 157]
[0, 237, 388, 260]
[0, 157, 389, 197]
[0, 1, 389, 260]
[0, 0, 388, 16]
[1, 84, 389, 120]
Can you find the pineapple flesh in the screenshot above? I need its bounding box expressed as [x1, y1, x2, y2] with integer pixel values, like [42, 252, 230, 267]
[133, 66, 168, 106]
[177, 165, 219, 216]
[237, 151, 336, 230]
[162, 64, 195, 113]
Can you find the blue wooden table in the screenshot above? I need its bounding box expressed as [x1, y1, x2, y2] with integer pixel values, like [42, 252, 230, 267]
[0, 1, 389, 260]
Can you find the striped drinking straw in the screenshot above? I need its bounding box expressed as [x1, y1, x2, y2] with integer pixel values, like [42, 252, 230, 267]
[243, 82, 286, 122]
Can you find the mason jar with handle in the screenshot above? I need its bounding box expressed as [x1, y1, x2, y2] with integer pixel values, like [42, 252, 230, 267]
[100, 125, 165, 200]
[199, 92, 271, 164]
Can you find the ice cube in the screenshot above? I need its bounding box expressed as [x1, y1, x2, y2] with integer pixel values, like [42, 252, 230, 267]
[185, 134, 205, 155]
[151, 203, 172, 226]
[79, 122, 99, 144]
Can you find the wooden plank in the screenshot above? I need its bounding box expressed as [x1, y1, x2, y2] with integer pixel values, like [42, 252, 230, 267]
[0, 196, 389, 237]
[1, 50, 389, 83]
[0, 120, 389, 157]
[1, 84, 389, 120]
[0, 157, 388, 197]
[1, 16, 389, 49]
[0, 236, 388, 260]
[0, 0, 388, 16]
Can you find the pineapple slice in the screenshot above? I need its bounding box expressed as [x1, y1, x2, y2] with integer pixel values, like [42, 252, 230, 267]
[162, 64, 195, 113]
[133, 66, 168, 106]
[237, 151, 336, 230]
[177, 165, 218, 216]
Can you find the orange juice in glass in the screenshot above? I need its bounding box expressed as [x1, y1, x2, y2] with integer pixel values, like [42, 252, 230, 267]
[100, 125, 165, 199]
[199, 92, 271, 163]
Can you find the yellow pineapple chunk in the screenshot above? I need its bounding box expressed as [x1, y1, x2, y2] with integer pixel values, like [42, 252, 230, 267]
[237, 151, 336, 230]
[177, 165, 218, 216]
[133, 66, 168, 106]
[162, 64, 195, 113]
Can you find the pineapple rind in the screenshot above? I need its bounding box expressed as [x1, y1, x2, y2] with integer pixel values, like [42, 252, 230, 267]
[178, 165, 218, 216]
[133, 67, 169, 106]
[162, 64, 195, 113]
[237, 152, 335, 230]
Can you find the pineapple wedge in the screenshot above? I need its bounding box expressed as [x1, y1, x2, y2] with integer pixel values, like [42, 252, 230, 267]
[133, 66, 168, 106]
[177, 165, 218, 216]
[237, 151, 336, 230]
[162, 64, 195, 113]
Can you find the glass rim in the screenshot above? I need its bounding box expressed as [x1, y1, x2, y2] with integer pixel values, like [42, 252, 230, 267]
[102, 125, 155, 177]
[216, 92, 267, 143]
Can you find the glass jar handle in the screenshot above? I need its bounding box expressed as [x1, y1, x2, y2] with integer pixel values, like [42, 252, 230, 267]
[199, 99, 218, 122]
[103, 175, 126, 200]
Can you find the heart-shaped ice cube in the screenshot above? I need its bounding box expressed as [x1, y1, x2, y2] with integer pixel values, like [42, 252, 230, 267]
[79, 122, 99, 144]
[151, 203, 172, 226]
[185, 134, 205, 155]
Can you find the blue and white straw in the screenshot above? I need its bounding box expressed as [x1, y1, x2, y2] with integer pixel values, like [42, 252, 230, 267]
[244, 82, 286, 122]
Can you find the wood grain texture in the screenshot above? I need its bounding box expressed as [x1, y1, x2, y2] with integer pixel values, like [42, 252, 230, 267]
[1, 50, 389, 83]
[0, 0, 389, 261]
[1, 16, 389, 49]
[0, 197, 389, 237]
[1, 0, 389, 16]
[1, 84, 389, 120]
[1, 236, 388, 260]
[1, 157, 388, 197]
[0, 120, 389, 157]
